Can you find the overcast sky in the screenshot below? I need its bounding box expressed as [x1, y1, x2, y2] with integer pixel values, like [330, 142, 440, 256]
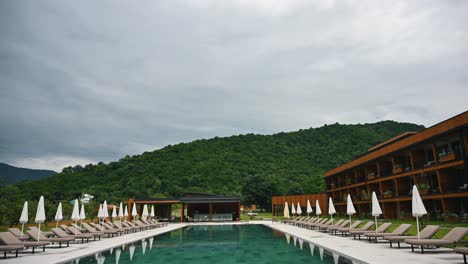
[1, 0, 467, 171]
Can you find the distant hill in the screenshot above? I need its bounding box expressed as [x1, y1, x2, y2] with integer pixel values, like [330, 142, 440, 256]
[0, 163, 56, 185]
[0, 120, 424, 225]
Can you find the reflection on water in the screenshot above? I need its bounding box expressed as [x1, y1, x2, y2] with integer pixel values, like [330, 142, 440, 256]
[67, 224, 354, 264]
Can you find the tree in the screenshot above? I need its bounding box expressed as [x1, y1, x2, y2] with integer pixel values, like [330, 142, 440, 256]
[242, 175, 278, 212]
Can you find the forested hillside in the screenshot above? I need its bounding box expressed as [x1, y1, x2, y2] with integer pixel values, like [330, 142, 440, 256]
[0, 121, 424, 225]
[0, 163, 55, 186]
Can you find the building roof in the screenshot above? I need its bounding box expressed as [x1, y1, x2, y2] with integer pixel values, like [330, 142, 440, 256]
[133, 192, 239, 204]
[325, 111, 468, 177]
[367, 132, 417, 152]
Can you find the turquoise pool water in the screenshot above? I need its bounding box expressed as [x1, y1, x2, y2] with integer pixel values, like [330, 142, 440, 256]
[68, 224, 348, 264]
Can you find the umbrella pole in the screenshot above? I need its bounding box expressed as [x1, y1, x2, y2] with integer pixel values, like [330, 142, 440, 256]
[75, 221, 77, 235]
[37, 223, 41, 242]
[375, 216, 378, 233]
[416, 216, 420, 239]
[21, 223, 24, 238]
[56, 221, 58, 228]
[349, 215, 352, 227]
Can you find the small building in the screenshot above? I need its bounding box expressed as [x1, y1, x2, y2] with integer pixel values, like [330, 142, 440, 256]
[128, 192, 240, 222]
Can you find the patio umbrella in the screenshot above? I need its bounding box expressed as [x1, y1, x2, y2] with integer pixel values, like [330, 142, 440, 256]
[118, 202, 124, 223]
[19, 201, 28, 238]
[306, 200, 313, 217]
[124, 205, 128, 220]
[131, 202, 138, 220]
[35, 196, 46, 241]
[328, 197, 336, 222]
[71, 199, 80, 235]
[112, 205, 117, 220]
[296, 202, 302, 216]
[412, 185, 427, 239]
[103, 200, 109, 219]
[79, 203, 86, 227]
[346, 194, 356, 227]
[283, 202, 290, 219]
[291, 203, 296, 217]
[97, 204, 104, 226]
[315, 200, 322, 218]
[371, 191, 382, 233]
[150, 205, 155, 220]
[142, 204, 149, 220]
[54, 202, 63, 228]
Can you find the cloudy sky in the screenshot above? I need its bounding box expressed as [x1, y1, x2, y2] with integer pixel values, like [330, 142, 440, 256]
[1, 0, 467, 171]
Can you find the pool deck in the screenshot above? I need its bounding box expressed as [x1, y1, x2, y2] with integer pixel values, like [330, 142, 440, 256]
[2, 224, 187, 264]
[263, 221, 462, 264]
[1, 221, 464, 264]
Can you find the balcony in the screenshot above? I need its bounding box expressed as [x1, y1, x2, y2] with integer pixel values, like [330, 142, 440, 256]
[439, 152, 456, 163]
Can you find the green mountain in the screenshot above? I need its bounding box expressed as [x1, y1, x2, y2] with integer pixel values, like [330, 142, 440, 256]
[0, 120, 424, 225]
[0, 163, 56, 186]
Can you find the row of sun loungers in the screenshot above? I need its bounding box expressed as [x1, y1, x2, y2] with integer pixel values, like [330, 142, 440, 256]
[283, 216, 468, 260]
[0, 219, 167, 259]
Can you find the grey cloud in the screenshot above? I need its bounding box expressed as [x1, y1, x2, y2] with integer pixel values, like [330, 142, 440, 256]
[1, 0, 467, 170]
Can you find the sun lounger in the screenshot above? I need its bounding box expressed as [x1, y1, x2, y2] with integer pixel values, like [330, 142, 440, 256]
[106, 221, 132, 234]
[90, 222, 120, 236]
[337, 221, 374, 236]
[454, 247, 468, 264]
[64, 225, 102, 241]
[147, 219, 168, 227]
[100, 222, 126, 235]
[133, 220, 152, 230]
[51, 227, 92, 243]
[140, 219, 159, 228]
[0, 244, 24, 259]
[289, 217, 307, 225]
[405, 227, 468, 254]
[0, 232, 49, 254]
[365, 224, 411, 243]
[26, 228, 73, 247]
[323, 220, 350, 232]
[8, 228, 30, 241]
[350, 222, 392, 240]
[317, 219, 346, 232]
[312, 219, 334, 230]
[113, 221, 138, 233]
[27, 227, 53, 237]
[121, 221, 143, 231]
[303, 218, 327, 229]
[68, 223, 86, 233]
[384, 225, 440, 248]
[329, 220, 362, 235]
[299, 218, 318, 228]
[83, 223, 116, 238]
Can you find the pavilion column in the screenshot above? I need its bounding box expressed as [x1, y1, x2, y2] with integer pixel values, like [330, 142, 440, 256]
[180, 203, 185, 222]
[237, 201, 241, 221]
[209, 203, 213, 222]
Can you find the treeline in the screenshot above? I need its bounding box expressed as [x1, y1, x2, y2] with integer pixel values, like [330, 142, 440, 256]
[0, 120, 424, 225]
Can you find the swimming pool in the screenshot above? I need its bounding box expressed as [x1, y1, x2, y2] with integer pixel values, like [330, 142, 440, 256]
[66, 224, 351, 264]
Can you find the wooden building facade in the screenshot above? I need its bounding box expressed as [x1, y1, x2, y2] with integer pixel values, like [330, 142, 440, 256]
[324, 111, 468, 221]
[272, 193, 328, 218]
